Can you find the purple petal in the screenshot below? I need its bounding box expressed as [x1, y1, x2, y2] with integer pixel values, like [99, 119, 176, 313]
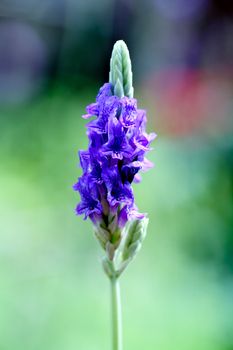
[79, 150, 90, 172]
[102, 166, 134, 206]
[74, 175, 103, 219]
[118, 205, 145, 228]
[121, 161, 141, 184]
[101, 117, 133, 159]
[120, 97, 138, 127]
[82, 103, 99, 118]
[96, 83, 113, 104]
[141, 158, 154, 172]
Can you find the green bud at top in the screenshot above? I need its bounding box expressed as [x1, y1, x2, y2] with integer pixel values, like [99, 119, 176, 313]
[109, 40, 134, 98]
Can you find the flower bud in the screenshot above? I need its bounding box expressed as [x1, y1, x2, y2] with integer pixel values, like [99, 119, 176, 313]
[122, 217, 149, 261]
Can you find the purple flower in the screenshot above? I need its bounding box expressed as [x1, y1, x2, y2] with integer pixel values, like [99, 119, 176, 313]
[83, 83, 113, 119]
[121, 161, 142, 184]
[118, 205, 145, 228]
[74, 83, 155, 231]
[96, 83, 113, 106]
[79, 150, 90, 173]
[82, 103, 99, 119]
[74, 176, 102, 219]
[120, 97, 138, 127]
[101, 117, 133, 160]
[102, 166, 134, 207]
[86, 96, 120, 134]
[90, 157, 103, 184]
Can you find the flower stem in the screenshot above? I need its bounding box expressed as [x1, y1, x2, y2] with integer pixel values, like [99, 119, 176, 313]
[110, 277, 123, 350]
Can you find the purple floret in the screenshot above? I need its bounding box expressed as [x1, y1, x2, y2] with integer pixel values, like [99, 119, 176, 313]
[74, 83, 154, 229]
[101, 117, 133, 160]
[120, 97, 138, 128]
[73, 176, 102, 220]
[102, 166, 134, 207]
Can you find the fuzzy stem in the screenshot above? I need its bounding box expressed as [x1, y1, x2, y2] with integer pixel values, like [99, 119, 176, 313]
[110, 277, 123, 350]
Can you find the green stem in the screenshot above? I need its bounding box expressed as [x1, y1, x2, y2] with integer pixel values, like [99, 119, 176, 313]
[110, 277, 123, 350]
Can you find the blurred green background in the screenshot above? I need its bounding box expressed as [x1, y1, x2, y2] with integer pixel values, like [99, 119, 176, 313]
[0, 1, 233, 349]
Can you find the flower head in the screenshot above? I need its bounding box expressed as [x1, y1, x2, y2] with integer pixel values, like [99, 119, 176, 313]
[74, 40, 155, 265]
[74, 83, 154, 230]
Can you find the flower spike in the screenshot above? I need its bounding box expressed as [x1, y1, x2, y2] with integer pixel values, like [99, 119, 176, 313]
[73, 40, 156, 350]
[74, 40, 155, 270]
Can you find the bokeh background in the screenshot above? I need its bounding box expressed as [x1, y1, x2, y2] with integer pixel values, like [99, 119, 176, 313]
[1, 0, 233, 349]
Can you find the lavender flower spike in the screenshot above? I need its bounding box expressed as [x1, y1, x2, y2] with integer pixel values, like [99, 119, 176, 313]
[73, 40, 156, 350]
